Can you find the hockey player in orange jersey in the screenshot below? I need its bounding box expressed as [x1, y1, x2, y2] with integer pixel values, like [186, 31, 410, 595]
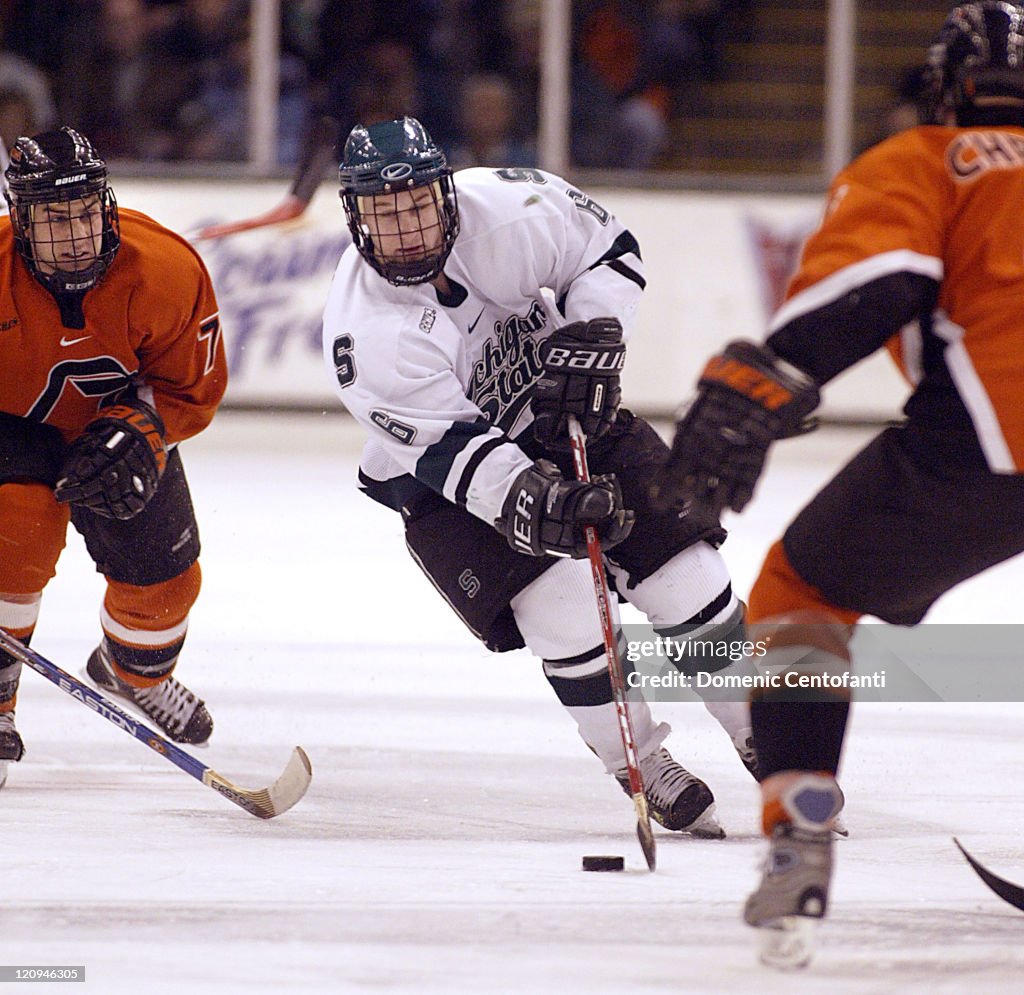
[656, 1, 1024, 963]
[0, 127, 227, 784]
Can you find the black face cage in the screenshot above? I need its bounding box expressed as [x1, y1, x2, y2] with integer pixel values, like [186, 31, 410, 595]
[8, 185, 121, 295]
[342, 174, 460, 286]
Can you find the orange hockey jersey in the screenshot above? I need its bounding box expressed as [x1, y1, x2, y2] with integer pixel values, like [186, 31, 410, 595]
[770, 125, 1024, 473]
[0, 207, 227, 444]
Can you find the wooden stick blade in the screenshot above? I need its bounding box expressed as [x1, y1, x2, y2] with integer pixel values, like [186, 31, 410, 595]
[634, 793, 657, 871]
[203, 746, 313, 820]
[265, 746, 314, 817]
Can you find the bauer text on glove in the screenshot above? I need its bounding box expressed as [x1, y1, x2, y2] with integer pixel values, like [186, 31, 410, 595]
[532, 317, 625, 448]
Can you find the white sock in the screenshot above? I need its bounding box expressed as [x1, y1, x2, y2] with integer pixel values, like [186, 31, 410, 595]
[566, 702, 670, 774]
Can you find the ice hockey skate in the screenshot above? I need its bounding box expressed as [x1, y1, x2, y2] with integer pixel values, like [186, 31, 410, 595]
[745, 772, 843, 967]
[615, 747, 724, 838]
[745, 823, 833, 925]
[0, 712, 24, 789]
[85, 642, 213, 746]
[744, 823, 832, 968]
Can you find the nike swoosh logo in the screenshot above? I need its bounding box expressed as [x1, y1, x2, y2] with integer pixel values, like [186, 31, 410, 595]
[467, 309, 485, 335]
[59, 334, 91, 347]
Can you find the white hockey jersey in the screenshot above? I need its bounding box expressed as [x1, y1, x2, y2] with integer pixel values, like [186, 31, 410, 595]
[321, 166, 645, 526]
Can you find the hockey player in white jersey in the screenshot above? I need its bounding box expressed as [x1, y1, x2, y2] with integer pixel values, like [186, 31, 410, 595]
[323, 117, 754, 835]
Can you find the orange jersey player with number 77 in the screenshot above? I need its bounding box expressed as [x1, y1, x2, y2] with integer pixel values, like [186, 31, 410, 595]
[0, 126, 227, 788]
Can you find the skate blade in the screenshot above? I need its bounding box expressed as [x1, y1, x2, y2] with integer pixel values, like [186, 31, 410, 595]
[831, 814, 849, 838]
[685, 803, 726, 839]
[0, 761, 8, 790]
[757, 915, 817, 970]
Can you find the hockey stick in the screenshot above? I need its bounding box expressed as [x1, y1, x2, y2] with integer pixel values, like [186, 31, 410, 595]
[187, 194, 313, 242]
[0, 629, 311, 819]
[567, 414, 656, 871]
[187, 115, 337, 242]
[954, 838, 1024, 912]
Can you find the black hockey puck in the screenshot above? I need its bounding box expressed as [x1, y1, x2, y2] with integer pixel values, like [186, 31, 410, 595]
[582, 854, 625, 872]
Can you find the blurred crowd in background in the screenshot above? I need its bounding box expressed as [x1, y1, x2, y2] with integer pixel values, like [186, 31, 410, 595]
[0, 0, 757, 171]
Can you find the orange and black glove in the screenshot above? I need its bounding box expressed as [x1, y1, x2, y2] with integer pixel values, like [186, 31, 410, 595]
[656, 341, 819, 516]
[55, 399, 167, 520]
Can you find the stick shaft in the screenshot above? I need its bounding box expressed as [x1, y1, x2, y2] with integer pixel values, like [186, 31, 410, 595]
[566, 416, 656, 869]
[0, 629, 311, 819]
[189, 115, 337, 242]
[0, 628, 210, 781]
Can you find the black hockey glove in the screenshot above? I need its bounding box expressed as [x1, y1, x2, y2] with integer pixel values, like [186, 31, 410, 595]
[55, 400, 168, 520]
[655, 340, 820, 516]
[532, 317, 625, 449]
[497, 459, 635, 558]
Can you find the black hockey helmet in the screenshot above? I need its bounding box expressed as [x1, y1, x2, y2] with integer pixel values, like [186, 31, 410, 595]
[4, 126, 120, 295]
[924, 2, 1024, 125]
[338, 116, 459, 286]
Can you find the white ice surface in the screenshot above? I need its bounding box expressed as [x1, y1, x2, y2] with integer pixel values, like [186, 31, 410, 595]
[4, 413, 1023, 994]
